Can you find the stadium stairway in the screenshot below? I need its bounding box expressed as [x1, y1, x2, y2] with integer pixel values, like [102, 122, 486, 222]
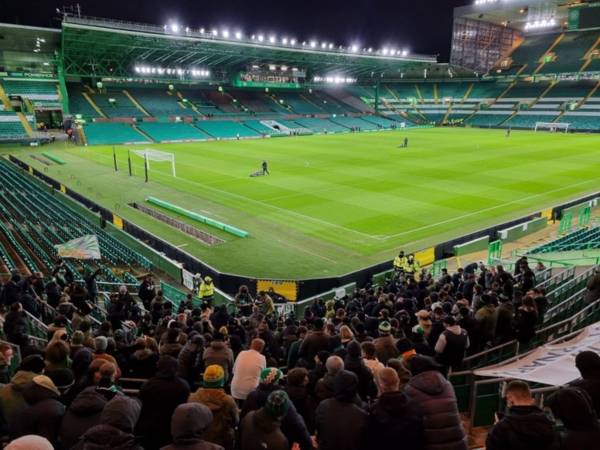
[123, 90, 151, 117]
[16, 112, 33, 137]
[580, 36, 600, 72]
[132, 124, 156, 142]
[0, 83, 12, 110]
[81, 91, 107, 117]
[532, 33, 565, 75]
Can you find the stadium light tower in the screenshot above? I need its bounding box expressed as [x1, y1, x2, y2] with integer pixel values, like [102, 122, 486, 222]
[258, 34, 265, 42]
[310, 41, 317, 48]
[235, 30, 242, 39]
[170, 23, 180, 33]
[222, 29, 230, 38]
[290, 38, 297, 45]
[282, 37, 289, 45]
[350, 44, 359, 53]
[269, 35, 276, 43]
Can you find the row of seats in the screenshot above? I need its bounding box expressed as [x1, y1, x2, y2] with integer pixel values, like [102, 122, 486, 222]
[531, 227, 600, 254]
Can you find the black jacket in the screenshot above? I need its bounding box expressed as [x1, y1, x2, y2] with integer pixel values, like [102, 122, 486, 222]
[60, 386, 111, 449]
[369, 390, 424, 450]
[486, 405, 556, 450]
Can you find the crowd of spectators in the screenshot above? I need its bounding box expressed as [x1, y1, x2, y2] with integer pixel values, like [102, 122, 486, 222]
[0, 255, 598, 450]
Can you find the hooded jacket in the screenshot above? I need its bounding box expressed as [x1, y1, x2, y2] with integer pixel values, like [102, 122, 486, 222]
[161, 403, 225, 450]
[315, 371, 369, 450]
[486, 405, 556, 450]
[74, 395, 143, 450]
[188, 388, 239, 450]
[570, 351, 600, 415]
[344, 341, 377, 401]
[404, 370, 468, 450]
[0, 370, 36, 433]
[128, 348, 160, 378]
[239, 408, 288, 450]
[203, 341, 234, 381]
[10, 380, 66, 445]
[60, 386, 113, 449]
[369, 390, 424, 450]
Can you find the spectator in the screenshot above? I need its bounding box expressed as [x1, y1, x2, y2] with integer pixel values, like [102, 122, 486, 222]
[514, 297, 538, 346]
[298, 318, 331, 368]
[315, 370, 368, 450]
[10, 375, 66, 446]
[160, 328, 184, 358]
[188, 365, 239, 450]
[203, 332, 235, 382]
[5, 435, 53, 450]
[369, 367, 424, 450]
[493, 295, 515, 344]
[177, 334, 204, 386]
[129, 337, 160, 378]
[162, 403, 224, 450]
[93, 336, 122, 378]
[434, 316, 469, 375]
[486, 380, 556, 450]
[239, 390, 290, 450]
[199, 276, 216, 306]
[231, 338, 266, 401]
[138, 275, 156, 309]
[45, 340, 74, 393]
[285, 367, 315, 433]
[373, 321, 399, 364]
[0, 343, 15, 384]
[137, 355, 191, 449]
[404, 356, 468, 450]
[546, 386, 600, 450]
[344, 340, 377, 401]
[315, 355, 344, 403]
[570, 350, 600, 414]
[361, 341, 384, 378]
[75, 395, 143, 450]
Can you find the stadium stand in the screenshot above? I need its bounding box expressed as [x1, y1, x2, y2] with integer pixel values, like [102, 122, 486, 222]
[538, 30, 599, 74]
[126, 87, 189, 117]
[498, 32, 562, 75]
[293, 117, 349, 133]
[0, 112, 29, 140]
[195, 120, 261, 139]
[137, 122, 212, 142]
[1, 79, 61, 110]
[83, 122, 151, 145]
[531, 227, 600, 254]
[88, 89, 146, 118]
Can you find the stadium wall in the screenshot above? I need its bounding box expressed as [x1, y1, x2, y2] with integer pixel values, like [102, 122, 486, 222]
[8, 155, 600, 299]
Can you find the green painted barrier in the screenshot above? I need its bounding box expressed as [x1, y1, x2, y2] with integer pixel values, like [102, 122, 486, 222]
[41, 152, 66, 165]
[160, 281, 189, 309]
[498, 217, 547, 242]
[146, 196, 249, 238]
[453, 235, 489, 257]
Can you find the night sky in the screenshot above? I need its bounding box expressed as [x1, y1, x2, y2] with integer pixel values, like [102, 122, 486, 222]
[1, 0, 472, 62]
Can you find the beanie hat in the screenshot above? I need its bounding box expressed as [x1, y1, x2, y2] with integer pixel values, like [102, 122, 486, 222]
[94, 336, 108, 353]
[19, 354, 45, 374]
[203, 364, 225, 388]
[260, 367, 283, 385]
[32, 375, 60, 396]
[6, 435, 53, 450]
[378, 321, 391, 334]
[264, 390, 290, 418]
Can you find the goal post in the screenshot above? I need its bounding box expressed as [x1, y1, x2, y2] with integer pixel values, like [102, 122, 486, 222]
[131, 148, 176, 177]
[534, 122, 569, 133]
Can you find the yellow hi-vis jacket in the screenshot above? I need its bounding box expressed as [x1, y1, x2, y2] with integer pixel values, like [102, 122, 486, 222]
[394, 256, 408, 270]
[199, 282, 215, 298]
[404, 259, 421, 274]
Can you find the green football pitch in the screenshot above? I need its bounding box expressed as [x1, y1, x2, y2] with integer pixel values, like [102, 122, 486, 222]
[7, 127, 600, 279]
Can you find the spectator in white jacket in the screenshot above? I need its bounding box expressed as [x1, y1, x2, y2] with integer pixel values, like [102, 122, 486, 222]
[230, 338, 266, 401]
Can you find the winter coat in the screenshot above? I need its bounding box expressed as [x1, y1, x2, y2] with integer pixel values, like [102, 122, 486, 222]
[231, 350, 266, 400]
[315, 371, 369, 450]
[570, 374, 600, 416]
[369, 390, 425, 450]
[74, 395, 143, 450]
[128, 349, 159, 378]
[10, 381, 66, 445]
[404, 370, 468, 450]
[486, 405, 556, 450]
[177, 342, 202, 383]
[343, 356, 377, 402]
[285, 384, 316, 433]
[0, 370, 36, 433]
[188, 388, 239, 450]
[585, 271, 600, 304]
[514, 308, 538, 345]
[239, 409, 288, 450]
[240, 383, 313, 450]
[203, 341, 234, 381]
[160, 403, 225, 450]
[137, 374, 191, 449]
[59, 386, 112, 449]
[298, 331, 331, 368]
[373, 335, 399, 365]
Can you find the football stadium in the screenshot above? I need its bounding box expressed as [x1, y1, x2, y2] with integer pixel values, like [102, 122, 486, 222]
[0, 0, 599, 448]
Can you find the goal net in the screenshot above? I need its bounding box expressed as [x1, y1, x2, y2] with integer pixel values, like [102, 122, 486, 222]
[132, 148, 176, 177]
[534, 122, 569, 133]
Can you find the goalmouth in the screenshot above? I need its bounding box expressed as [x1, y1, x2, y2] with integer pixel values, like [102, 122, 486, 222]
[132, 148, 176, 177]
[534, 122, 569, 133]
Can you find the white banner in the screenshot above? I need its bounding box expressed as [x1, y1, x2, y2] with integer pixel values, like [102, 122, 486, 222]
[182, 268, 195, 291]
[474, 323, 600, 386]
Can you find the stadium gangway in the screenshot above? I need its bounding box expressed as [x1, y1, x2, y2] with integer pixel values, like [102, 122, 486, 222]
[24, 310, 49, 341]
[543, 288, 588, 325]
[536, 266, 576, 291]
[545, 266, 598, 306]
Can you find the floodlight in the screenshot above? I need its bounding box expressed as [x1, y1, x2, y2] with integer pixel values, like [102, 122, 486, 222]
[269, 35, 276, 43]
[185, 27, 190, 33]
[321, 42, 327, 49]
[258, 34, 265, 42]
[390, 49, 396, 56]
[401, 49, 409, 57]
[310, 41, 316, 48]
[281, 65, 288, 71]
[176, 68, 184, 75]
[328, 43, 334, 49]
[222, 29, 230, 38]
[367, 48, 373, 53]
[212, 29, 218, 36]
[200, 27, 205, 33]
[235, 31, 243, 39]
[350, 45, 359, 53]
[170, 23, 180, 33]
[382, 48, 389, 55]
[269, 64, 276, 71]
[134, 66, 141, 73]
[282, 37, 288, 44]
[290, 38, 297, 45]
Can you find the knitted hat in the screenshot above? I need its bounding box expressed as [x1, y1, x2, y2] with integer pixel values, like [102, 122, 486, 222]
[260, 367, 283, 385]
[264, 390, 290, 418]
[203, 364, 225, 388]
[6, 435, 54, 450]
[94, 336, 108, 353]
[378, 321, 391, 334]
[32, 375, 60, 396]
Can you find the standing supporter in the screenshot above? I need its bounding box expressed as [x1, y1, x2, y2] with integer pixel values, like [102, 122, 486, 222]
[434, 316, 469, 375]
[514, 297, 538, 346]
[199, 276, 215, 306]
[231, 338, 266, 402]
[203, 331, 235, 382]
[373, 321, 399, 364]
[315, 355, 344, 403]
[177, 334, 204, 386]
[285, 367, 315, 433]
[570, 350, 600, 414]
[344, 341, 377, 401]
[315, 370, 369, 450]
[298, 318, 331, 368]
[404, 356, 468, 450]
[137, 355, 191, 449]
[161, 403, 224, 450]
[369, 367, 424, 450]
[361, 341, 384, 377]
[188, 365, 239, 450]
[486, 380, 556, 450]
[239, 390, 290, 450]
[92, 336, 122, 378]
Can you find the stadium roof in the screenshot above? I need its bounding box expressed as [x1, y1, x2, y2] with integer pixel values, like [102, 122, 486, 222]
[60, 15, 439, 82]
[0, 23, 59, 73]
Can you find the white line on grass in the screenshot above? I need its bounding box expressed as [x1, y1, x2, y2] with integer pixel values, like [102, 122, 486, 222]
[380, 178, 599, 240]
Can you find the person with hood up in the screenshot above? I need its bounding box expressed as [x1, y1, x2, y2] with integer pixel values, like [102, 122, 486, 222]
[369, 367, 424, 450]
[128, 337, 160, 378]
[546, 386, 600, 450]
[10, 375, 66, 446]
[241, 368, 313, 450]
[570, 350, 600, 414]
[315, 370, 368, 450]
[137, 355, 191, 449]
[239, 390, 290, 450]
[74, 395, 143, 450]
[0, 354, 45, 434]
[486, 380, 556, 450]
[188, 365, 239, 450]
[404, 356, 468, 450]
[344, 340, 377, 402]
[177, 334, 204, 386]
[203, 332, 235, 382]
[161, 403, 224, 450]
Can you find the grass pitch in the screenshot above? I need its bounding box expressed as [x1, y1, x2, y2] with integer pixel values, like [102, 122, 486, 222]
[9, 127, 600, 278]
